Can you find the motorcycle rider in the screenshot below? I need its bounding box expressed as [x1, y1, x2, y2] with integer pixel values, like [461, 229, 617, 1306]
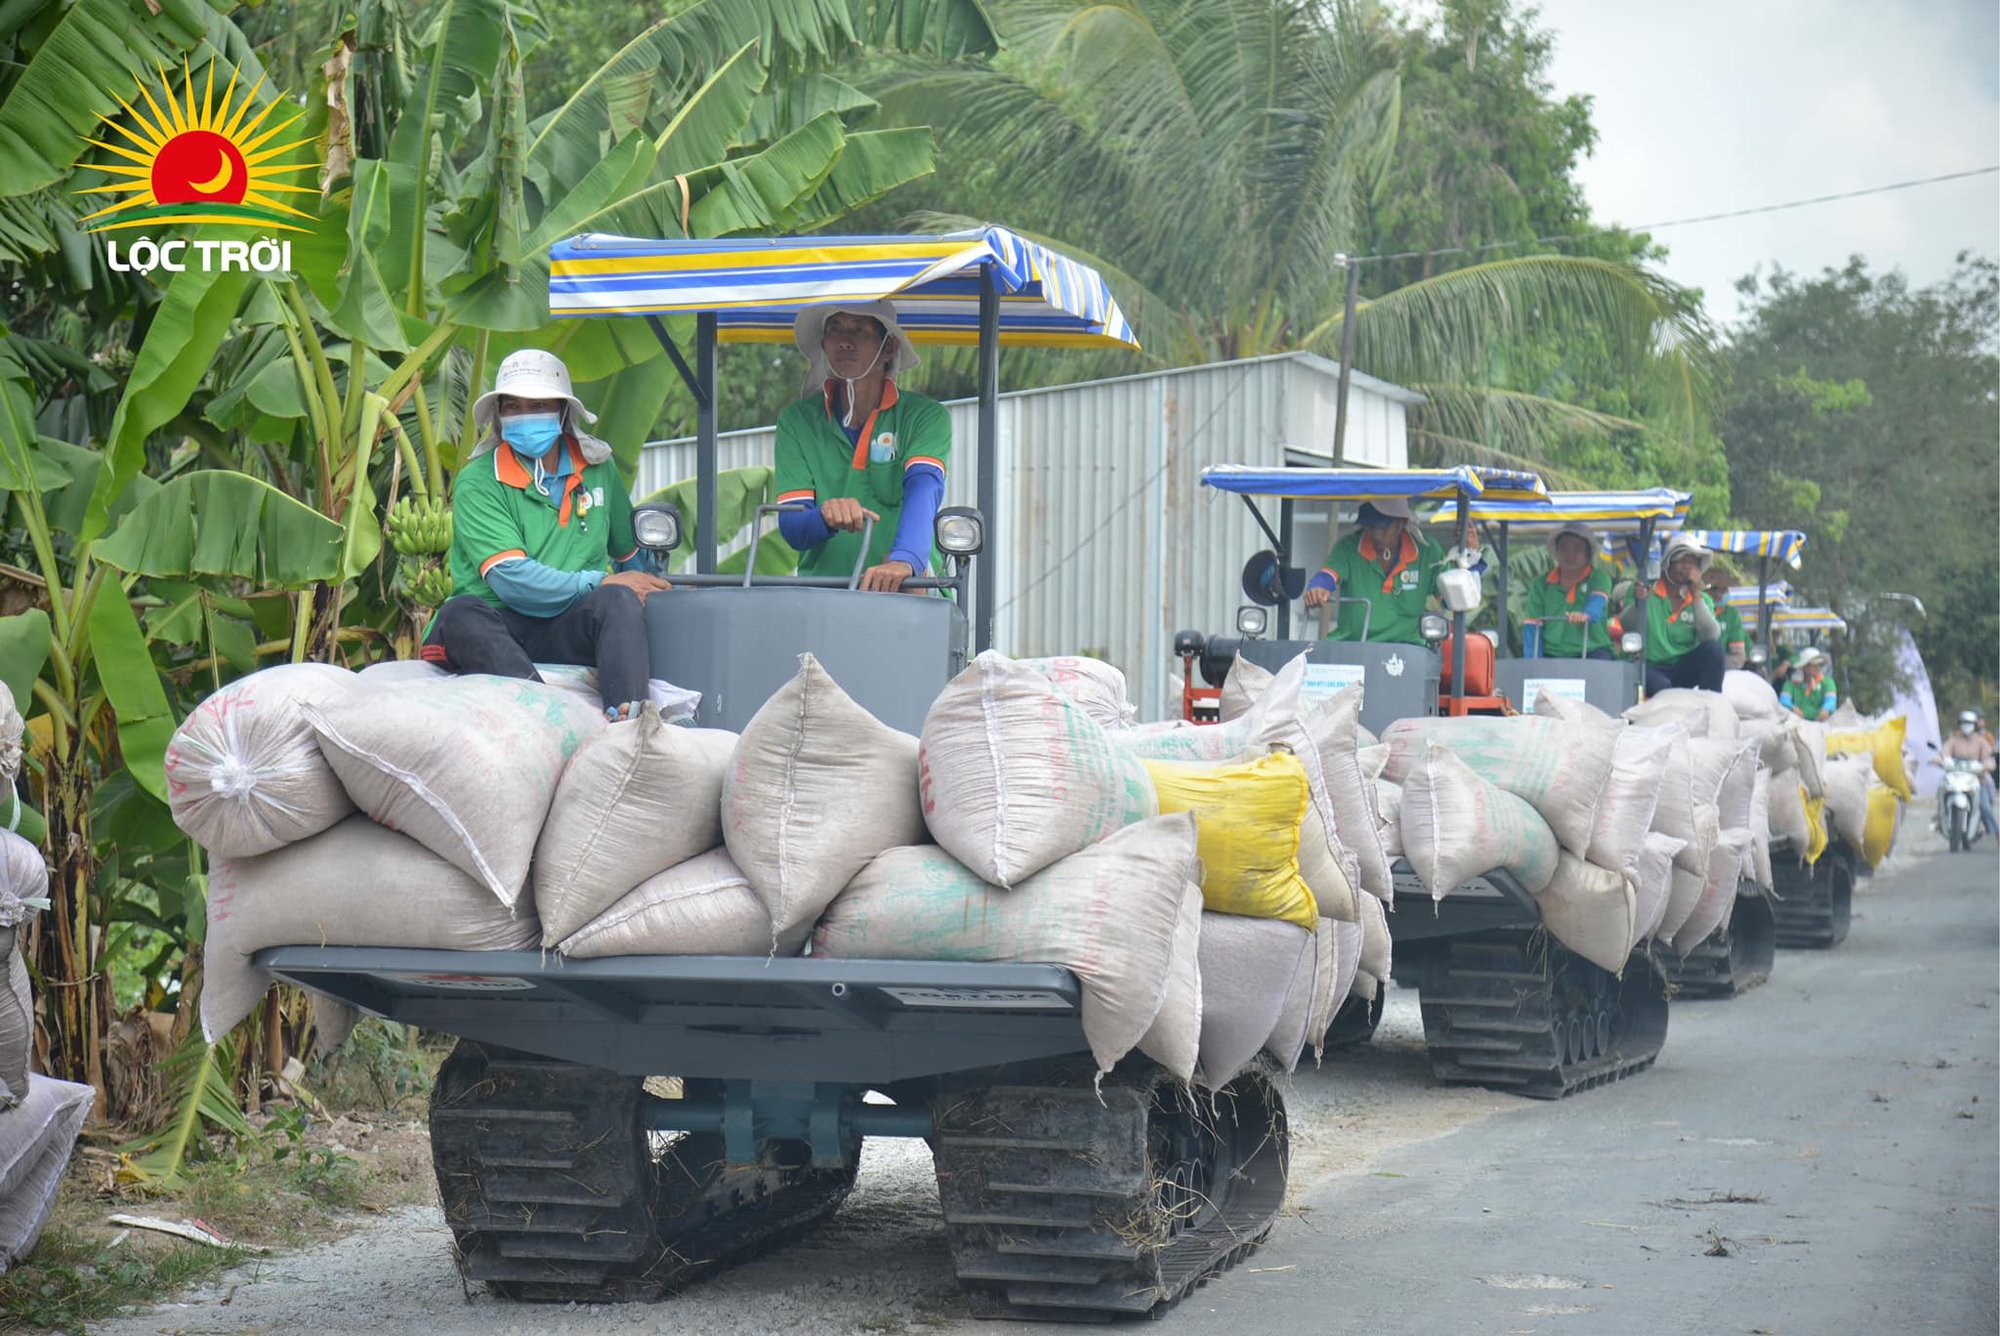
[1942, 709, 1999, 838]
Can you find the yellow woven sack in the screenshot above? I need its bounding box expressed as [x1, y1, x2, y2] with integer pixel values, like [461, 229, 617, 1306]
[1827, 717, 1912, 800]
[1861, 783, 1902, 870]
[1142, 753, 1318, 929]
[1801, 789, 1830, 865]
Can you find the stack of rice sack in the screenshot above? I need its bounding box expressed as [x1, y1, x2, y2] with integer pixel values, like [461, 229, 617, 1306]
[0, 689, 96, 1271]
[831, 649, 1374, 1087]
[1134, 653, 1393, 1024]
[1826, 715, 1914, 871]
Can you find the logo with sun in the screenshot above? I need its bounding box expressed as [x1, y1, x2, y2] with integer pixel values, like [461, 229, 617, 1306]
[78, 61, 316, 234]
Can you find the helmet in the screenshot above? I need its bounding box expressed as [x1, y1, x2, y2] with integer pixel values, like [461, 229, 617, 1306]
[1961, 710, 1980, 726]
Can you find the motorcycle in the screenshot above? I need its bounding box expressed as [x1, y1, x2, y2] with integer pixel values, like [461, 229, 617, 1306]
[1938, 757, 1985, 852]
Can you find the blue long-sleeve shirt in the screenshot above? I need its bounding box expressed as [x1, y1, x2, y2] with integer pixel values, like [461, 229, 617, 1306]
[777, 467, 945, 576]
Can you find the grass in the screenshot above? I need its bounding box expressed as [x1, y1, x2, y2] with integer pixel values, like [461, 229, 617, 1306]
[1, 1020, 447, 1334]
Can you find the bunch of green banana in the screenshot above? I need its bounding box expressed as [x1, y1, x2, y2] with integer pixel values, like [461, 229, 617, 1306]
[386, 495, 453, 556]
[400, 556, 455, 608]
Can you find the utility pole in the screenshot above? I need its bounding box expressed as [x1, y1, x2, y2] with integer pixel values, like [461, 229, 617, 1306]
[1330, 255, 1362, 465]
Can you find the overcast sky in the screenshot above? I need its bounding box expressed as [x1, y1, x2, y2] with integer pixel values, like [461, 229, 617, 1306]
[1525, 0, 2000, 326]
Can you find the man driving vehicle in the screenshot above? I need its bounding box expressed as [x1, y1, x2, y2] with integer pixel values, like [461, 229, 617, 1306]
[427, 350, 670, 721]
[1301, 498, 1478, 645]
[1522, 523, 1613, 658]
[773, 301, 948, 592]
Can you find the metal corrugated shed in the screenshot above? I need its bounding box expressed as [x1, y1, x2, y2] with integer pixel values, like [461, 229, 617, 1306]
[636, 351, 1420, 720]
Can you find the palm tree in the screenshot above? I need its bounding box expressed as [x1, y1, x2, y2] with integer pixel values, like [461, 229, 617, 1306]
[872, 0, 1718, 473]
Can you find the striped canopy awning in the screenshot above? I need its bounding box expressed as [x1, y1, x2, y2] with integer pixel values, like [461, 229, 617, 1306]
[1725, 581, 1793, 612]
[1775, 606, 1847, 633]
[547, 225, 1138, 349]
[1200, 465, 1551, 504]
[1686, 529, 1808, 570]
[1423, 487, 1690, 536]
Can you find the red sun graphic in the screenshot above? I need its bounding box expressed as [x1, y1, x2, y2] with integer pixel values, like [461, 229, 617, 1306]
[150, 130, 249, 205]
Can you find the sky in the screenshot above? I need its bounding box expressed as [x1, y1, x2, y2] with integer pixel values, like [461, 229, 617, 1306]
[1527, 0, 2000, 327]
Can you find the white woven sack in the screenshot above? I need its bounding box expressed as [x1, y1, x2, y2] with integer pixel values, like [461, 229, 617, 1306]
[1326, 920, 1363, 1023]
[1633, 832, 1684, 950]
[1656, 805, 1720, 941]
[1357, 893, 1391, 983]
[1267, 921, 1334, 1071]
[920, 652, 1157, 886]
[726, 655, 927, 934]
[164, 663, 360, 858]
[558, 848, 806, 959]
[1382, 715, 1613, 855]
[815, 818, 1202, 1074]
[0, 681, 22, 787]
[534, 707, 737, 945]
[1218, 653, 1275, 723]
[1767, 767, 1810, 849]
[1398, 744, 1561, 899]
[0, 1075, 95, 1272]
[1626, 688, 1739, 741]
[1589, 726, 1673, 874]
[1017, 656, 1136, 729]
[1792, 720, 1829, 798]
[305, 675, 605, 908]
[1534, 853, 1635, 975]
[1673, 830, 1753, 956]
[204, 816, 539, 1041]
[1747, 768, 1775, 891]
[1112, 652, 1306, 763]
[1137, 872, 1204, 1081]
[1823, 754, 1872, 850]
[1297, 806, 1358, 924]
[1723, 670, 1782, 720]
[1196, 913, 1312, 1086]
[1648, 726, 1710, 876]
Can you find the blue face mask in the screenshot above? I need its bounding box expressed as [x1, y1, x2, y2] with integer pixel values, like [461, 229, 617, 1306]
[501, 412, 564, 459]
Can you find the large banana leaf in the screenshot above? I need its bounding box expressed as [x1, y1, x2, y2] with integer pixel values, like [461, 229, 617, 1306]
[86, 576, 175, 801]
[789, 127, 935, 226]
[685, 113, 847, 238]
[89, 255, 255, 546]
[0, 0, 209, 195]
[653, 41, 767, 180]
[120, 1033, 254, 1186]
[0, 608, 50, 710]
[642, 466, 801, 576]
[93, 470, 348, 586]
[327, 160, 417, 351]
[743, 73, 878, 141]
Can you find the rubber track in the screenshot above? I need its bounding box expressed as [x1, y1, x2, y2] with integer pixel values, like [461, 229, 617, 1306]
[430, 1043, 856, 1300]
[1415, 933, 1669, 1100]
[1770, 847, 1855, 949]
[931, 1057, 1288, 1321]
[1663, 894, 1776, 999]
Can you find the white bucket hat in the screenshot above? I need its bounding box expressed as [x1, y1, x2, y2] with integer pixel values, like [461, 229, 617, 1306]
[794, 301, 922, 383]
[1662, 531, 1714, 575]
[1797, 646, 1826, 669]
[1356, 495, 1413, 522]
[469, 349, 610, 463]
[1547, 523, 1597, 561]
[471, 349, 598, 432]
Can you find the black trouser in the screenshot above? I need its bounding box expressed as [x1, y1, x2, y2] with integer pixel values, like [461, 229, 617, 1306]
[1645, 639, 1725, 695]
[423, 586, 648, 711]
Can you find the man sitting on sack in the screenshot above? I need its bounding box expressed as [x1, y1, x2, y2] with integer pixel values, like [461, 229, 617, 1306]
[773, 302, 949, 593]
[426, 349, 670, 721]
[1639, 532, 1726, 694]
[1301, 497, 1479, 645]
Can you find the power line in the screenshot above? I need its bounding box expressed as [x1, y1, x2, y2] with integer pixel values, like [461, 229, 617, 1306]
[1353, 165, 2000, 265]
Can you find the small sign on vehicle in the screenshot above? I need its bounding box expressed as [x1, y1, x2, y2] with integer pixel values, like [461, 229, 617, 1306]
[1520, 676, 1589, 713]
[1302, 663, 1365, 705]
[380, 972, 536, 991]
[881, 986, 1074, 1011]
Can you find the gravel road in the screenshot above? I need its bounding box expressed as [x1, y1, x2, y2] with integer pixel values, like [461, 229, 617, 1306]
[93, 830, 1995, 1335]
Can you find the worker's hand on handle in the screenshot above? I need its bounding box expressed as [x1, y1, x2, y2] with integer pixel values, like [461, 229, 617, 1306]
[820, 497, 879, 533]
[860, 559, 915, 593]
[1565, 611, 1589, 625]
[1302, 586, 1332, 610]
[603, 571, 673, 605]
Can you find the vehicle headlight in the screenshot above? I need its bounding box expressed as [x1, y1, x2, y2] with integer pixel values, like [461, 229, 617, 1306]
[631, 502, 682, 552]
[1620, 631, 1645, 656]
[1435, 568, 1483, 614]
[1418, 613, 1449, 644]
[1747, 645, 1769, 667]
[934, 506, 985, 557]
[1235, 605, 1268, 638]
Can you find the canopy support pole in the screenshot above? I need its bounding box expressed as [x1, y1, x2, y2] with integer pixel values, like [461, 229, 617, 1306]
[1450, 494, 1469, 710]
[695, 313, 718, 574]
[1331, 258, 1361, 464]
[1494, 523, 1510, 659]
[975, 268, 1000, 654]
[1757, 555, 1773, 652]
[1633, 518, 1656, 677]
[647, 316, 711, 410]
[1277, 498, 1295, 640]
